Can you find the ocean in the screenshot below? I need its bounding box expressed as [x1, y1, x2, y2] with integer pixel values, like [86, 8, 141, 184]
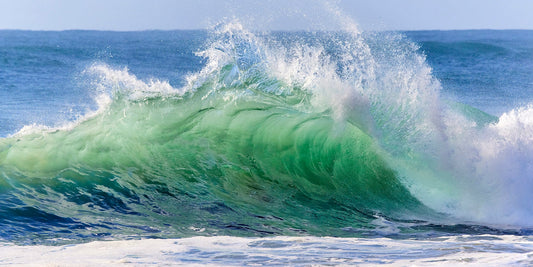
[1, 23, 533, 265]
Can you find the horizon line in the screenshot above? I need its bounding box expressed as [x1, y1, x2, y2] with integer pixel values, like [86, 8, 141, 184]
[2, 28, 533, 33]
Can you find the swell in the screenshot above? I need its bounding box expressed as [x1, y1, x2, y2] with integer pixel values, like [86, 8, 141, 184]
[2, 23, 533, 243]
[0, 62, 431, 242]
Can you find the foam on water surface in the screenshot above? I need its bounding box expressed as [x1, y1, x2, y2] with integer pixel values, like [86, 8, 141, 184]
[2, 235, 533, 266]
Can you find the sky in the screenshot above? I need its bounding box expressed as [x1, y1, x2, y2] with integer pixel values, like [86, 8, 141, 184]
[1, 0, 533, 31]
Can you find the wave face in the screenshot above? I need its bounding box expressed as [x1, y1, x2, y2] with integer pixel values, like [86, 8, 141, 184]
[1, 24, 533, 243]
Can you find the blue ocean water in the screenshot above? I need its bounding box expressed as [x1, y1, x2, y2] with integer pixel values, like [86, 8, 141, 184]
[406, 30, 533, 115]
[2, 25, 533, 264]
[0, 30, 206, 136]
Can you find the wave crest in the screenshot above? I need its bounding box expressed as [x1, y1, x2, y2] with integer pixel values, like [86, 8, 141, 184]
[2, 20, 533, 243]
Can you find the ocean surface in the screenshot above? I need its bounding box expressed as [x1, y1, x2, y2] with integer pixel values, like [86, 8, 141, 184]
[2, 24, 533, 265]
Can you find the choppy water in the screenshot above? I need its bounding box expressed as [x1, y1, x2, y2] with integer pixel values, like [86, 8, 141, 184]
[2, 18, 533, 265]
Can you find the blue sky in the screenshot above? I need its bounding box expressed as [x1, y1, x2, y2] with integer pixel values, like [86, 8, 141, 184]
[1, 0, 533, 31]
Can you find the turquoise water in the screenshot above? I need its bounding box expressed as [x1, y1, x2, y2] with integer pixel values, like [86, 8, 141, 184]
[1, 23, 533, 248]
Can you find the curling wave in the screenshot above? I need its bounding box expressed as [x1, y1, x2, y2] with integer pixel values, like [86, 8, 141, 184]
[1, 21, 533, 243]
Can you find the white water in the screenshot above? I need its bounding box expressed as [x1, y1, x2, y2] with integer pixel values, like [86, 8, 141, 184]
[200, 19, 533, 228]
[2, 235, 533, 266]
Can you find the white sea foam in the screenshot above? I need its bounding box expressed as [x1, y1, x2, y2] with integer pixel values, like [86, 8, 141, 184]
[466, 105, 533, 225]
[1, 235, 532, 266]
